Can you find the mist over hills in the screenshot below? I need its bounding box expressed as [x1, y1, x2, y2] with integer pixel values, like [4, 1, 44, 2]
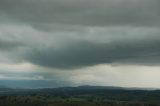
[0, 80, 72, 89]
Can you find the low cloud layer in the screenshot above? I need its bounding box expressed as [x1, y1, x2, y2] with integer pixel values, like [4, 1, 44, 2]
[0, 25, 160, 69]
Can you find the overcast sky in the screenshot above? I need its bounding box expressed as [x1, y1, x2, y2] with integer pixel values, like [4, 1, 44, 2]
[0, 0, 160, 88]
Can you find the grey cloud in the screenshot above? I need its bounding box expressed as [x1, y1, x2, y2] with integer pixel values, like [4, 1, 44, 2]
[0, 25, 160, 69]
[0, 0, 160, 28]
[0, 0, 160, 69]
[24, 38, 160, 69]
[0, 0, 160, 88]
[0, 39, 24, 50]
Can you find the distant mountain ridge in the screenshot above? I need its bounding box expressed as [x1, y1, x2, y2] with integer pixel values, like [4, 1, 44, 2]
[0, 85, 159, 91]
[51, 85, 159, 91]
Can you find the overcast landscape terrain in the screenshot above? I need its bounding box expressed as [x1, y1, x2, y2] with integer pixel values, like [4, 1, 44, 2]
[0, 0, 160, 105]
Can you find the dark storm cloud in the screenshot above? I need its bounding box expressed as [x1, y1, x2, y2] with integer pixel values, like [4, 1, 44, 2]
[0, 39, 24, 50]
[24, 38, 160, 69]
[0, 0, 160, 69]
[0, 0, 160, 27]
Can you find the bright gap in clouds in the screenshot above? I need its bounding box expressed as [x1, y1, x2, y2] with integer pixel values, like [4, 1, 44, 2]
[68, 64, 160, 88]
[1, 62, 160, 88]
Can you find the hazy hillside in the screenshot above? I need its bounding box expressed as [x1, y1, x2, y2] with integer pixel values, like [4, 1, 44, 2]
[0, 86, 160, 106]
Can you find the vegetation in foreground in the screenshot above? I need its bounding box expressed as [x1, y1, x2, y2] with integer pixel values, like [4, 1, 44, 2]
[0, 86, 160, 106]
[0, 96, 159, 106]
